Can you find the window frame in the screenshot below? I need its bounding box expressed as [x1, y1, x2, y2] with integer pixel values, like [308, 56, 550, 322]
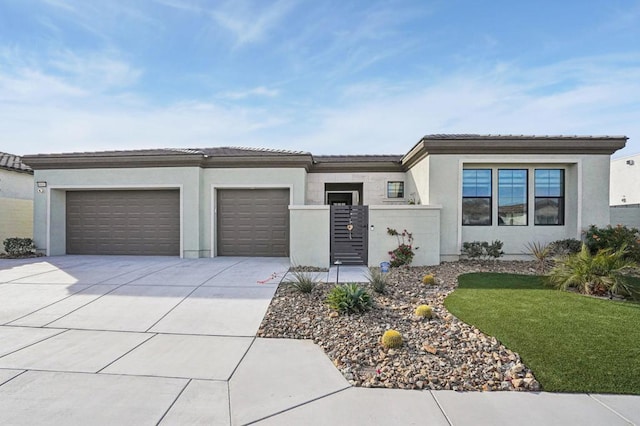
[386, 181, 405, 199]
[497, 169, 528, 226]
[462, 169, 492, 226]
[534, 169, 565, 226]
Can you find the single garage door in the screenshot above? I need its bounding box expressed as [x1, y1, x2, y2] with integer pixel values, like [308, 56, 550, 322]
[66, 190, 180, 255]
[217, 188, 289, 257]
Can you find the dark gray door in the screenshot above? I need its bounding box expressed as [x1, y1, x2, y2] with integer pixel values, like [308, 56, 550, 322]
[330, 205, 368, 265]
[217, 188, 289, 257]
[66, 190, 180, 255]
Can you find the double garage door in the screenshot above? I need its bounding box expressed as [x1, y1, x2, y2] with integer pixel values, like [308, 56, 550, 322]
[65, 188, 289, 257]
[66, 190, 180, 255]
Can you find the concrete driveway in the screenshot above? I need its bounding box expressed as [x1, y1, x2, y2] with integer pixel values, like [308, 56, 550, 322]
[1, 256, 639, 425]
[0, 256, 352, 425]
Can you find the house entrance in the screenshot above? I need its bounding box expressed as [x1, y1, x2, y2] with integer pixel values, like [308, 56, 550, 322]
[330, 205, 368, 265]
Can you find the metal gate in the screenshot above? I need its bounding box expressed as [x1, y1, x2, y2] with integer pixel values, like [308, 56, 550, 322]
[330, 205, 368, 265]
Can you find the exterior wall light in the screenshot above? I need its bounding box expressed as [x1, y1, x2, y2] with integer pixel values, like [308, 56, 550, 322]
[36, 181, 47, 187]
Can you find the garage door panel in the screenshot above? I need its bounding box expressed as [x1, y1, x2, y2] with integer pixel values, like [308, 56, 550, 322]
[217, 189, 289, 257]
[66, 190, 180, 256]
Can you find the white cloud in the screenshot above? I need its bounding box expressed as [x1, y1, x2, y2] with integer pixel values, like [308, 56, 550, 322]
[219, 86, 280, 100]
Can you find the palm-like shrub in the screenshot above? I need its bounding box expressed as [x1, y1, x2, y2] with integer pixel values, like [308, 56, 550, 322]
[547, 244, 637, 298]
[524, 241, 552, 273]
[326, 283, 373, 314]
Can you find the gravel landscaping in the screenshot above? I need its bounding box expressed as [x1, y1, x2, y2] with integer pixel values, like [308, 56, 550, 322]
[258, 261, 543, 392]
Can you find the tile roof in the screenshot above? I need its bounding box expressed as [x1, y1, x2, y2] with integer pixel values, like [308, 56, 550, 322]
[421, 134, 627, 140]
[313, 155, 402, 163]
[24, 146, 311, 158]
[0, 152, 33, 174]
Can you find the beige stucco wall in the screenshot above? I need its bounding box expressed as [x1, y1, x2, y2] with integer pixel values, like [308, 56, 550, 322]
[0, 198, 33, 253]
[306, 172, 408, 205]
[32, 166, 308, 258]
[413, 154, 612, 260]
[289, 205, 330, 267]
[610, 154, 640, 206]
[405, 156, 429, 205]
[368, 205, 441, 266]
[32, 167, 200, 257]
[0, 169, 33, 200]
[610, 206, 640, 228]
[202, 167, 307, 257]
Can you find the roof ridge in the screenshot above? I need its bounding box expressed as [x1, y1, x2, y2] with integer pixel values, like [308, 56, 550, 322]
[0, 151, 33, 173]
[223, 146, 310, 155]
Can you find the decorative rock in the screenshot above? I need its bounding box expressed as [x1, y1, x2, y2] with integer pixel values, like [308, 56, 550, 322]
[258, 260, 541, 392]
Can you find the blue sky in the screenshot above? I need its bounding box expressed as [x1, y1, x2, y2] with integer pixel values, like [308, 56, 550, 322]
[1, 0, 639, 156]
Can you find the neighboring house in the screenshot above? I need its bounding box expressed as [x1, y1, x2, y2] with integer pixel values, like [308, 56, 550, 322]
[22, 134, 626, 266]
[0, 152, 34, 252]
[610, 153, 640, 228]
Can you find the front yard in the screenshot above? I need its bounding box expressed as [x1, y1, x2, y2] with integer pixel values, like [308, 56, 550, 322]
[445, 273, 640, 394]
[258, 262, 640, 394]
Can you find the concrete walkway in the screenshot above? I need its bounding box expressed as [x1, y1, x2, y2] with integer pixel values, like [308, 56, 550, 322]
[0, 256, 638, 425]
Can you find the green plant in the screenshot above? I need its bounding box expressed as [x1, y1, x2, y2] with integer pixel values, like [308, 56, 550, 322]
[285, 270, 320, 294]
[387, 228, 418, 267]
[414, 304, 433, 318]
[326, 283, 373, 314]
[3, 237, 35, 256]
[548, 238, 583, 256]
[546, 244, 638, 298]
[524, 241, 552, 273]
[585, 224, 640, 262]
[366, 268, 387, 294]
[381, 329, 403, 348]
[422, 274, 435, 285]
[461, 240, 504, 259]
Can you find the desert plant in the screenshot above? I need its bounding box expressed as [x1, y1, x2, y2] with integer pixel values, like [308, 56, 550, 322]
[381, 329, 403, 348]
[285, 270, 320, 294]
[524, 241, 552, 273]
[462, 240, 504, 260]
[326, 283, 373, 314]
[414, 304, 433, 318]
[387, 228, 418, 267]
[546, 244, 638, 298]
[3, 237, 35, 256]
[422, 274, 435, 285]
[366, 268, 387, 294]
[548, 238, 583, 256]
[585, 224, 640, 262]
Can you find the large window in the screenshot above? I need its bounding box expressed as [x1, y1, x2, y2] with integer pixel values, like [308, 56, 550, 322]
[387, 181, 404, 198]
[498, 169, 527, 226]
[535, 169, 564, 225]
[462, 169, 492, 225]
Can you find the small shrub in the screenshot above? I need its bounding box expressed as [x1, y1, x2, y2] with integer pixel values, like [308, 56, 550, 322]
[546, 244, 638, 298]
[366, 268, 387, 294]
[422, 274, 435, 285]
[326, 283, 373, 314]
[524, 241, 552, 273]
[285, 270, 320, 294]
[585, 225, 640, 262]
[548, 238, 582, 256]
[462, 240, 504, 260]
[3, 238, 35, 256]
[387, 228, 418, 267]
[381, 329, 403, 348]
[414, 304, 433, 318]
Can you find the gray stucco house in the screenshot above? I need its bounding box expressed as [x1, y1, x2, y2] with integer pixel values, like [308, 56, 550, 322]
[22, 134, 626, 267]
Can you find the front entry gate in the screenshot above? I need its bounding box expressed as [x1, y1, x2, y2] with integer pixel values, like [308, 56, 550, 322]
[330, 205, 368, 265]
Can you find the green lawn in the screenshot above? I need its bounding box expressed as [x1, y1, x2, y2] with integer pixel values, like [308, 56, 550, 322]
[444, 273, 640, 394]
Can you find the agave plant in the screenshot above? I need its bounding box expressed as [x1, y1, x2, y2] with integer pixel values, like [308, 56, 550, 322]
[326, 283, 373, 314]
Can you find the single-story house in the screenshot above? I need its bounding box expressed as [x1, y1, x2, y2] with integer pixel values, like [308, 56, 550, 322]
[0, 152, 34, 252]
[22, 134, 626, 267]
[610, 153, 640, 228]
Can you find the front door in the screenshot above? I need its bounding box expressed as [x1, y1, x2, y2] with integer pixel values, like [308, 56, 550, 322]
[330, 205, 368, 265]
